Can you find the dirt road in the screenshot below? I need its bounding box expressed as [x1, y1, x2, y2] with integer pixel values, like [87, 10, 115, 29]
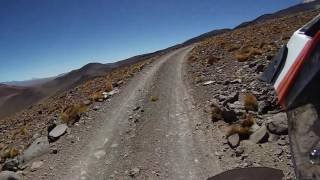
[28, 47, 222, 180]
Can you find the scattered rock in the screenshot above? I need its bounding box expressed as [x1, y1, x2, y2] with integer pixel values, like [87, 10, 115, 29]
[30, 161, 44, 171]
[277, 139, 287, 146]
[235, 146, 244, 156]
[94, 150, 106, 160]
[22, 136, 49, 162]
[50, 147, 58, 154]
[267, 113, 288, 135]
[93, 106, 100, 111]
[258, 101, 273, 114]
[228, 134, 240, 148]
[223, 92, 239, 106]
[249, 125, 268, 144]
[255, 64, 265, 73]
[128, 167, 140, 177]
[133, 106, 141, 111]
[2, 158, 20, 171]
[0, 171, 21, 180]
[274, 149, 283, 156]
[83, 100, 92, 106]
[48, 124, 68, 141]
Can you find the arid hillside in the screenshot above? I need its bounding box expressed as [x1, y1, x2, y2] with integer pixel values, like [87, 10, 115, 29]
[186, 9, 320, 179]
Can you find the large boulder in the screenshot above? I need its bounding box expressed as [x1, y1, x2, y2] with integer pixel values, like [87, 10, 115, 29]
[267, 113, 288, 135]
[21, 136, 49, 162]
[0, 171, 21, 180]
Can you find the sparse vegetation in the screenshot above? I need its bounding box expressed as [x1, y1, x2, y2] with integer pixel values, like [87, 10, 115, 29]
[91, 91, 104, 102]
[234, 47, 263, 62]
[243, 93, 258, 111]
[105, 78, 113, 92]
[60, 103, 88, 125]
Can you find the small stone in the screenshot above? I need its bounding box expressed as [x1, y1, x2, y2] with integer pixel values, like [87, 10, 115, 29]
[267, 113, 288, 135]
[83, 100, 91, 106]
[0, 171, 21, 180]
[93, 150, 106, 160]
[235, 146, 244, 156]
[277, 140, 287, 146]
[258, 101, 273, 114]
[93, 106, 100, 111]
[203, 81, 215, 86]
[228, 134, 240, 148]
[128, 167, 140, 177]
[30, 161, 44, 171]
[133, 106, 141, 111]
[49, 124, 68, 140]
[274, 149, 283, 156]
[249, 125, 268, 144]
[50, 148, 58, 154]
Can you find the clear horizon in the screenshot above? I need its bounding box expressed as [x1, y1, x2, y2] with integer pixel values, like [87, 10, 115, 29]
[0, 0, 301, 82]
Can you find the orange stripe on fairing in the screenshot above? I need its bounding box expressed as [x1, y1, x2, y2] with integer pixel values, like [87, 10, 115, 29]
[276, 31, 320, 108]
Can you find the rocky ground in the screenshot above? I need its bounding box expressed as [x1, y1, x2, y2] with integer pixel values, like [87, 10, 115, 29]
[186, 9, 320, 179]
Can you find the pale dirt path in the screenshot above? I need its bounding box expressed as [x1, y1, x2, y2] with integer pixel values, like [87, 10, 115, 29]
[27, 47, 221, 180]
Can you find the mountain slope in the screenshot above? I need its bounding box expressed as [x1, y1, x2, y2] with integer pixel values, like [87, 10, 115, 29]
[236, 0, 320, 29]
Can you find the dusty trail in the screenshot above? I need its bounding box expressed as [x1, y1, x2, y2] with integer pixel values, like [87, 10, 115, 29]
[28, 47, 221, 180]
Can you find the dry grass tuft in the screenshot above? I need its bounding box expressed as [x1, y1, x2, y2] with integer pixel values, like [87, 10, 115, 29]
[234, 47, 263, 62]
[91, 91, 104, 102]
[211, 104, 223, 122]
[241, 114, 255, 127]
[207, 56, 220, 66]
[105, 79, 113, 92]
[150, 96, 159, 102]
[243, 93, 258, 111]
[1, 146, 20, 160]
[227, 124, 250, 137]
[60, 103, 88, 125]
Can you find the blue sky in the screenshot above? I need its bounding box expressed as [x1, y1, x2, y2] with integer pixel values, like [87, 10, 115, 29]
[0, 0, 301, 82]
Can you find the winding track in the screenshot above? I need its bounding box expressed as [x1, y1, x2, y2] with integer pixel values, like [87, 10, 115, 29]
[28, 47, 222, 180]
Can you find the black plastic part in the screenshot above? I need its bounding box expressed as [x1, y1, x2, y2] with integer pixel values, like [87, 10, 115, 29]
[259, 45, 288, 84]
[207, 167, 284, 180]
[301, 15, 320, 37]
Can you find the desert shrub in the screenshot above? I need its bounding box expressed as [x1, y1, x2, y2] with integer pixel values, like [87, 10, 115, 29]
[105, 79, 113, 92]
[227, 124, 250, 137]
[60, 103, 87, 125]
[234, 47, 263, 62]
[241, 114, 255, 127]
[243, 93, 258, 111]
[91, 91, 104, 102]
[226, 45, 241, 52]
